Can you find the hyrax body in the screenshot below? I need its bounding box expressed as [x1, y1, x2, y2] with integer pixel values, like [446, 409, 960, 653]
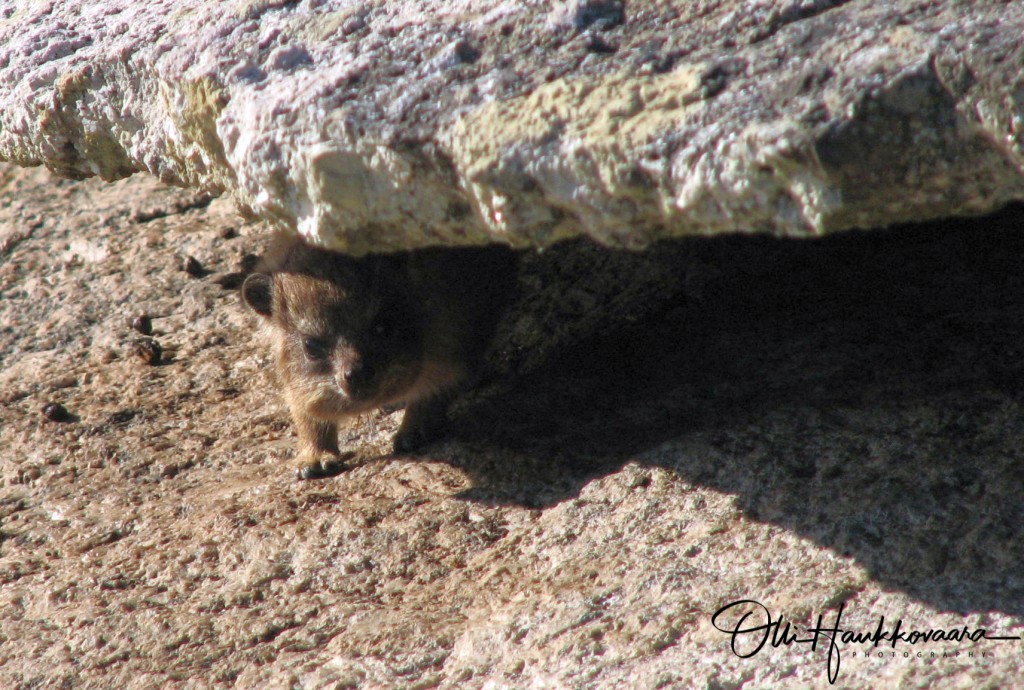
[242, 236, 516, 479]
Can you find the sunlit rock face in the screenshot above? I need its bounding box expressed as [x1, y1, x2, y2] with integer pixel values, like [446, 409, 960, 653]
[2, 1, 1023, 253]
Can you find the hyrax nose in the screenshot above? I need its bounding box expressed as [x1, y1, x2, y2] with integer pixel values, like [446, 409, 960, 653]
[340, 360, 374, 394]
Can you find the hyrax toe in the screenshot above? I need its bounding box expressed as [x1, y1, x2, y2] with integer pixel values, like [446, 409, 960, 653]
[294, 452, 350, 481]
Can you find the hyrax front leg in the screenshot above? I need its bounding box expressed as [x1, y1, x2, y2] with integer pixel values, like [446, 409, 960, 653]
[292, 412, 346, 480]
[393, 394, 454, 454]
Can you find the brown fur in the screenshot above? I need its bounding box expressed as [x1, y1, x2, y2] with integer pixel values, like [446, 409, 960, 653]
[242, 236, 516, 479]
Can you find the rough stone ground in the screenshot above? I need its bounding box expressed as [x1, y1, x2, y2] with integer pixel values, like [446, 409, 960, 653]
[2, 164, 1024, 688]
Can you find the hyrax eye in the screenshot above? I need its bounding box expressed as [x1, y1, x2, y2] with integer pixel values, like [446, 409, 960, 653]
[302, 337, 331, 361]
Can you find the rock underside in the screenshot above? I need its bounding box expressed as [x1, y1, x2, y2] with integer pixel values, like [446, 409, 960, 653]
[1, 0, 1023, 253]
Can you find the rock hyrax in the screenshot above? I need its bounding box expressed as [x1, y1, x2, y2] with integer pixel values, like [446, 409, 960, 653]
[242, 236, 516, 479]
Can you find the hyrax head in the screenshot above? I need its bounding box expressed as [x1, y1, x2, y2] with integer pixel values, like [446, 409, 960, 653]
[241, 242, 425, 417]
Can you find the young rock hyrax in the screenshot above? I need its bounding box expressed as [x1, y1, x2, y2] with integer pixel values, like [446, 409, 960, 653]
[241, 237, 516, 479]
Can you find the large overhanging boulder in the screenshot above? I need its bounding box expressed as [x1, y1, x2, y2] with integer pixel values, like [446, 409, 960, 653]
[1, 0, 1022, 254]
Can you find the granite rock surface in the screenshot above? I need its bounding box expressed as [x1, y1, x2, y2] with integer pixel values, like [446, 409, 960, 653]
[2, 163, 1024, 690]
[2, 0, 1023, 253]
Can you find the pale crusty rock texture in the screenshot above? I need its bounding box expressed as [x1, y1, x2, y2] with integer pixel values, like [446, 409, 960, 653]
[2, 0, 1024, 253]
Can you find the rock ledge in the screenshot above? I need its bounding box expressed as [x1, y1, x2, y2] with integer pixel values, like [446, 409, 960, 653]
[1, 1, 1022, 252]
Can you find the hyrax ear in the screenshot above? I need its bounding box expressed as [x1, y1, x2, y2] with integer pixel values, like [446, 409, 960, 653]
[241, 273, 274, 317]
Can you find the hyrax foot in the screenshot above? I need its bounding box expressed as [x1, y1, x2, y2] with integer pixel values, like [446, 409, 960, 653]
[393, 397, 450, 454]
[393, 424, 436, 455]
[294, 451, 352, 481]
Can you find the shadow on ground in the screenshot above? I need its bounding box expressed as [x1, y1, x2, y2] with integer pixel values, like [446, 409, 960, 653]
[444, 203, 1024, 617]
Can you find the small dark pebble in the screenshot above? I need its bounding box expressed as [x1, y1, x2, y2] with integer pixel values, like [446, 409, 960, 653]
[212, 272, 246, 290]
[220, 226, 239, 239]
[107, 409, 137, 425]
[571, 0, 626, 32]
[239, 253, 260, 273]
[161, 459, 195, 479]
[131, 315, 153, 335]
[584, 33, 618, 54]
[132, 338, 162, 366]
[215, 387, 241, 401]
[183, 256, 204, 277]
[452, 39, 481, 65]
[42, 402, 74, 423]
